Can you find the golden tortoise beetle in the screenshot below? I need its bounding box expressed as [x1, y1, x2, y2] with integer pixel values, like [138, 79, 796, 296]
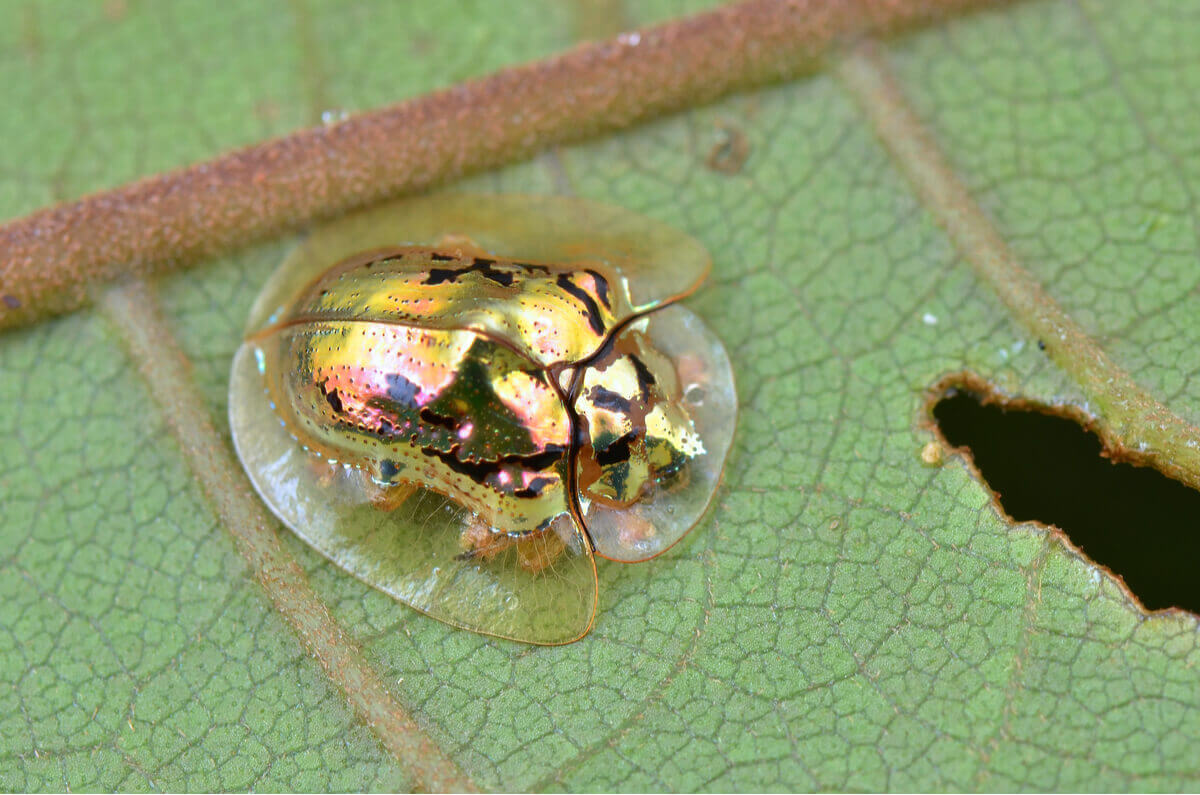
[229, 194, 736, 644]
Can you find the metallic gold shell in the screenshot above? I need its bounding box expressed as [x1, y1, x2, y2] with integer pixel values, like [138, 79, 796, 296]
[229, 194, 734, 643]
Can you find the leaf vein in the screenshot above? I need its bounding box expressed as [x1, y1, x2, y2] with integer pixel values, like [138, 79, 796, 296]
[97, 279, 477, 794]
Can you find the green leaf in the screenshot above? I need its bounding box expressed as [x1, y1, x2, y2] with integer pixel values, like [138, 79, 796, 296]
[3, 0, 1198, 790]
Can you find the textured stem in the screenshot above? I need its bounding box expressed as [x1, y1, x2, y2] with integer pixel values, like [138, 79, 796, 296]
[0, 0, 1012, 330]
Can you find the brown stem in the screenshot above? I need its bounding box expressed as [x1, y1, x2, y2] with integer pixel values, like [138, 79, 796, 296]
[0, 0, 1011, 330]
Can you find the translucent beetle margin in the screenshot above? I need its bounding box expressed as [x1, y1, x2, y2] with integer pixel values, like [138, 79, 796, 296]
[228, 194, 736, 644]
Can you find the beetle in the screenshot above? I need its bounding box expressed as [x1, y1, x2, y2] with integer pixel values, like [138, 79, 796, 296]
[229, 194, 735, 643]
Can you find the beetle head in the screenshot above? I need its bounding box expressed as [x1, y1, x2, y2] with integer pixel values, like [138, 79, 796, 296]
[573, 325, 705, 509]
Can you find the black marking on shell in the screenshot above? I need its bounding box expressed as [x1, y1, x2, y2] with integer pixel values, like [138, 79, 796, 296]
[419, 407, 463, 431]
[423, 444, 567, 497]
[424, 255, 517, 288]
[588, 385, 632, 414]
[595, 432, 635, 467]
[555, 274, 605, 335]
[585, 269, 611, 308]
[323, 381, 345, 414]
[514, 476, 554, 498]
[513, 262, 550, 275]
[629, 354, 657, 391]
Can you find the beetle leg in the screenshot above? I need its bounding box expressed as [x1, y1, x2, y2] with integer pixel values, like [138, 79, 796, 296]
[370, 482, 418, 512]
[514, 529, 566, 573]
[456, 516, 566, 573]
[618, 509, 658, 549]
[457, 515, 513, 562]
[675, 352, 710, 405]
[353, 470, 417, 512]
[304, 455, 338, 488]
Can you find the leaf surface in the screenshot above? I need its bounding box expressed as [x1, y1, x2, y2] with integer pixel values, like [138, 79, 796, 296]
[2, 0, 1198, 790]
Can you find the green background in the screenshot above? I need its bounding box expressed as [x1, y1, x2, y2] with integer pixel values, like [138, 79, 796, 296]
[2, 0, 1198, 790]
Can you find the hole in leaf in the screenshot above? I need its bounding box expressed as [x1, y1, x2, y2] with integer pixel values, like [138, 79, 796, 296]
[929, 379, 1200, 614]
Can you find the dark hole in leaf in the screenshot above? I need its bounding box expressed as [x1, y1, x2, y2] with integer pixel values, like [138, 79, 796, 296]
[931, 387, 1200, 614]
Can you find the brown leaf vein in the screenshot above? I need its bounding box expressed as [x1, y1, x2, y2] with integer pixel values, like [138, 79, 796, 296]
[98, 280, 477, 794]
[836, 41, 1200, 494]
